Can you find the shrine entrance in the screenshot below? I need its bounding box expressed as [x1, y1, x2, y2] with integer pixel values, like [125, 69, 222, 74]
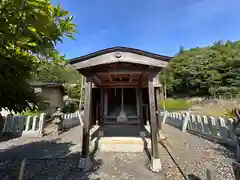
[69, 47, 171, 172]
[106, 88, 137, 123]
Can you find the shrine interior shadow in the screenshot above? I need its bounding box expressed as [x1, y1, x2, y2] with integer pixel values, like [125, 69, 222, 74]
[101, 125, 150, 137]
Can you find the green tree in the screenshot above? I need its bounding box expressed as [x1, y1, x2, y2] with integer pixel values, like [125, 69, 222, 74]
[161, 40, 240, 97]
[0, 0, 76, 113]
[32, 62, 81, 84]
[32, 61, 84, 99]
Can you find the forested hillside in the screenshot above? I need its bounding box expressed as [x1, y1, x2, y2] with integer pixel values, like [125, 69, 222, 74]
[160, 40, 240, 98]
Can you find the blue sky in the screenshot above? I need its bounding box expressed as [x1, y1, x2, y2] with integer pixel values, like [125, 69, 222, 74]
[52, 0, 240, 59]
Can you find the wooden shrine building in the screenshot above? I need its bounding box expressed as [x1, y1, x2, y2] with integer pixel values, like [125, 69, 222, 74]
[69, 47, 172, 172]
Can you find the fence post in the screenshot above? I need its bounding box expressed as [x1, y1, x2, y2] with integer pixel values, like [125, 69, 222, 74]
[38, 113, 46, 137]
[162, 111, 168, 125]
[2, 114, 11, 133]
[25, 116, 31, 131]
[31, 116, 37, 131]
[181, 111, 190, 132]
[206, 168, 215, 180]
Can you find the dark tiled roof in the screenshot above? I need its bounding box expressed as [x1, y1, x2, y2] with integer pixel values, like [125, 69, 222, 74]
[30, 82, 65, 94]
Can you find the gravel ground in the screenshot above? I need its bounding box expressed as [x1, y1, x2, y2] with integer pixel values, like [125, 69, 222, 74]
[0, 125, 236, 180]
[160, 124, 236, 180]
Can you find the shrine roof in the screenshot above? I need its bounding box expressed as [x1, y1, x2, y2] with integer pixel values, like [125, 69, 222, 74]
[69, 46, 172, 65]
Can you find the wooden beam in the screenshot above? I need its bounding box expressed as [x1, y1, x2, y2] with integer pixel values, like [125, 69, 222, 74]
[100, 84, 138, 88]
[93, 75, 102, 85]
[129, 74, 133, 82]
[108, 75, 113, 82]
[81, 78, 92, 158]
[138, 68, 150, 85]
[94, 64, 147, 73]
[148, 73, 160, 159]
[97, 71, 142, 76]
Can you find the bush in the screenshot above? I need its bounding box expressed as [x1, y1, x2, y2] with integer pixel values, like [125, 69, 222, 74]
[62, 100, 79, 113]
[19, 109, 40, 116]
[161, 98, 192, 112]
[224, 109, 237, 119]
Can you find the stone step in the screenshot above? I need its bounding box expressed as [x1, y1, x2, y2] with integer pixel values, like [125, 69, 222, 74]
[91, 137, 151, 152]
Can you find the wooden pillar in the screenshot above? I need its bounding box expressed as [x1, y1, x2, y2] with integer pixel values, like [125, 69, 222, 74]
[137, 87, 144, 131]
[136, 88, 140, 121]
[100, 88, 104, 125]
[104, 88, 108, 122]
[160, 86, 166, 111]
[156, 88, 162, 130]
[148, 73, 162, 171]
[81, 78, 92, 158]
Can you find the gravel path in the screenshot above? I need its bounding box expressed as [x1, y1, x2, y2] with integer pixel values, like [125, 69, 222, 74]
[0, 125, 236, 179]
[160, 124, 236, 180]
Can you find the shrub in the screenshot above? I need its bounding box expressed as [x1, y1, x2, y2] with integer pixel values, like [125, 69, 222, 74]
[161, 98, 192, 112]
[19, 109, 40, 116]
[62, 100, 79, 113]
[224, 109, 237, 119]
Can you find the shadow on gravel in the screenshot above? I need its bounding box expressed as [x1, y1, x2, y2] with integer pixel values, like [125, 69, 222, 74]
[0, 132, 25, 142]
[187, 174, 202, 180]
[0, 139, 103, 180]
[210, 144, 236, 160]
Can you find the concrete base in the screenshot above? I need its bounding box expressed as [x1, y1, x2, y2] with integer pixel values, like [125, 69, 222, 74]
[78, 156, 93, 172]
[149, 157, 162, 172]
[140, 131, 146, 137]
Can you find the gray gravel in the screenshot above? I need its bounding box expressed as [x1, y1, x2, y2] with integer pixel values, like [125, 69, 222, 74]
[160, 124, 236, 180]
[0, 125, 236, 179]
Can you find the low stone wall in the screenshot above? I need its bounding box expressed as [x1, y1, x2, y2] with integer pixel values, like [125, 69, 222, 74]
[61, 111, 81, 129]
[161, 111, 237, 146]
[1, 111, 81, 138]
[3, 113, 46, 138]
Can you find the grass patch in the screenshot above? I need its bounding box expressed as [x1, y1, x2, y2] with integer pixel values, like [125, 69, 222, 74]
[161, 98, 192, 112]
[191, 106, 236, 118]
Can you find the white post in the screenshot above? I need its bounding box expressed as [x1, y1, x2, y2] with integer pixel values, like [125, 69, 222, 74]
[38, 113, 46, 137]
[31, 116, 37, 131]
[25, 116, 31, 131]
[162, 111, 168, 125]
[181, 111, 190, 132]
